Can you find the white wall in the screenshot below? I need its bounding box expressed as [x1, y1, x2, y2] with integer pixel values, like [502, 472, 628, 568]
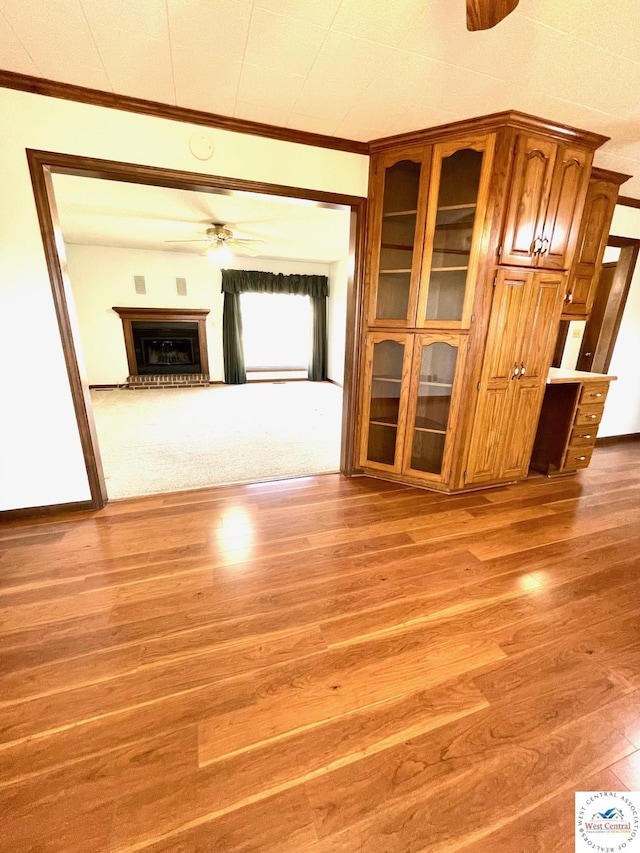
[598, 205, 640, 438]
[327, 256, 351, 385]
[0, 86, 368, 511]
[65, 245, 332, 385]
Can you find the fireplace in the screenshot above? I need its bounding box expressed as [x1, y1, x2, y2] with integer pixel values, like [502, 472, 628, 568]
[113, 307, 210, 387]
[132, 321, 201, 375]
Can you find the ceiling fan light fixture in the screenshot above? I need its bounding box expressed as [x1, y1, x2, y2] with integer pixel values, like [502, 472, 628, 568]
[205, 242, 233, 266]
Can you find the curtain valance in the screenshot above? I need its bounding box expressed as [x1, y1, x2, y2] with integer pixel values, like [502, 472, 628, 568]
[221, 270, 328, 298]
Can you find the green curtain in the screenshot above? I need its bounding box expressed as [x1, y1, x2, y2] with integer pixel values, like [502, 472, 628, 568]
[309, 296, 327, 381]
[221, 270, 329, 384]
[222, 292, 246, 384]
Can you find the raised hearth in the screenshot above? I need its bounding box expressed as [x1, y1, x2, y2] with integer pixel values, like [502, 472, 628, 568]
[113, 307, 210, 387]
[126, 373, 210, 389]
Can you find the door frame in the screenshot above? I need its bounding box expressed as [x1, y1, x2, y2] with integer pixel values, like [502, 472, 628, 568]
[577, 235, 640, 373]
[26, 148, 367, 510]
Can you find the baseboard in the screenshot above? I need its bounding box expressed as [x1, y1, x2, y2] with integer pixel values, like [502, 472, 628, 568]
[0, 500, 96, 523]
[89, 384, 122, 390]
[596, 432, 640, 446]
[327, 379, 344, 387]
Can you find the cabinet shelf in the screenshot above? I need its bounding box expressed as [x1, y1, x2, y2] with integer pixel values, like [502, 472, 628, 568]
[434, 221, 475, 232]
[369, 418, 398, 428]
[419, 380, 454, 388]
[383, 209, 417, 218]
[430, 266, 469, 272]
[437, 203, 477, 212]
[372, 375, 402, 383]
[381, 243, 414, 251]
[432, 248, 472, 256]
[379, 268, 412, 274]
[413, 425, 447, 435]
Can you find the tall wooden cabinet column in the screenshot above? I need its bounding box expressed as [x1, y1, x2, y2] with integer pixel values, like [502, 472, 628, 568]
[561, 167, 631, 319]
[357, 111, 608, 493]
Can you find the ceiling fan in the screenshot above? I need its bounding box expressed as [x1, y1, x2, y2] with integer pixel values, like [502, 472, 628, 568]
[165, 222, 265, 261]
[466, 0, 519, 31]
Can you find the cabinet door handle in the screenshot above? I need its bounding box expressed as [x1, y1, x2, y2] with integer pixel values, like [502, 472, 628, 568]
[532, 236, 542, 255]
[564, 291, 574, 304]
[512, 362, 520, 379]
[540, 236, 549, 255]
[520, 361, 526, 378]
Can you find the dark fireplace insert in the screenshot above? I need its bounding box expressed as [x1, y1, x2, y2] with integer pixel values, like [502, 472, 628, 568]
[131, 321, 201, 375]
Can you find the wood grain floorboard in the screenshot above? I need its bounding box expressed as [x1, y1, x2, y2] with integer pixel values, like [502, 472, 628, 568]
[0, 445, 638, 851]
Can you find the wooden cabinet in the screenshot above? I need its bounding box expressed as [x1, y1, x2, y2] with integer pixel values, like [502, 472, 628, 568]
[359, 333, 413, 473]
[367, 135, 494, 330]
[402, 334, 468, 485]
[367, 147, 430, 327]
[465, 269, 565, 485]
[530, 370, 616, 476]
[359, 332, 467, 487]
[500, 135, 590, 271]
[561, 167, 630, 319]
[358, 111, 608, 494]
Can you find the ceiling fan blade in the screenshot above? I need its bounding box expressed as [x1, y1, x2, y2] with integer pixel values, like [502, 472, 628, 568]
[466, 0, 519, 31]
[234, 245, 262, 257]
[231, 237, 266, 245]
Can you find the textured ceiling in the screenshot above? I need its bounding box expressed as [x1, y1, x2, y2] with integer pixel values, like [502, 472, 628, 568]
[2, 0, 640, 195]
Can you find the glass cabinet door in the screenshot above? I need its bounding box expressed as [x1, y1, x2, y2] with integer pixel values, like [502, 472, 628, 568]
[369, 148, 429, 326]
[417, 136, 494, 328]
[403, 335, 467, 482]
[360, 334, 412, 471]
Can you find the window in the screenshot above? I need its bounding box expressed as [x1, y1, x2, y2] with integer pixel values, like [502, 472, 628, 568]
[241, 293, 311, 369]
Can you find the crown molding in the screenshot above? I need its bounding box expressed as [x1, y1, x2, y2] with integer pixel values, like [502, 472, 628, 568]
[369, 109, 610, 153]
[617, 195, 640, 209]
[591, 167, 632, 186]
[0, 69, 368, 156]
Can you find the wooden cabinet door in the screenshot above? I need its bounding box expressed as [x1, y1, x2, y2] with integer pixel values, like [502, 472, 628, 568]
[464, 269, 531, 485]
[358, 333, 413, 473]
[500, 134, 557, 268]
[498, 271, 565, 480]
[416, 134, 495, 330]
[465, 269, 564, 485]
[367, 147, 431, 327]
[499, 272, 565, 478]
[563, 175, 619, 317]
[538, 145, 591, 270]
[402, 333, 468, 485]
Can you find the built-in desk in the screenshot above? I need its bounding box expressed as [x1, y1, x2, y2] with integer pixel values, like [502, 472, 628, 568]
[530, 368, 616, 477]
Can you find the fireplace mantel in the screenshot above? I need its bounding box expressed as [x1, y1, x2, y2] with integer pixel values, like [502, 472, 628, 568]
[113, 307, 210, 377]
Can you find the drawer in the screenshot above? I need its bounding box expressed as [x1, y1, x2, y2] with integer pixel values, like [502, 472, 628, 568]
[574, 405, 603, 427]
[570, 425, 598, 446]
[579, 382, 609, 405]
[563, 444, 594, 471]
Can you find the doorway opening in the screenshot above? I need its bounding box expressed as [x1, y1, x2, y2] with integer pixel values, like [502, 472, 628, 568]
[553, 236, 640, 373]
[27, 150, 366, 508]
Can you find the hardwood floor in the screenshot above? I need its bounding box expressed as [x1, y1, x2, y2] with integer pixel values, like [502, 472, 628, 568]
[1, 443, 639, 852]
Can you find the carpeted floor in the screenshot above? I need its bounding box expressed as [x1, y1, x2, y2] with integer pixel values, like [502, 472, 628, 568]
[90, 381, 343, 499]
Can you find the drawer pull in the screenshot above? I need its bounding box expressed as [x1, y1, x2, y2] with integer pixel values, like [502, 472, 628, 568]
[590, 392, 603, 398]
[586, 414, 597, 419]
[576, 456, 587, 461]
[579, 434, 592, 440]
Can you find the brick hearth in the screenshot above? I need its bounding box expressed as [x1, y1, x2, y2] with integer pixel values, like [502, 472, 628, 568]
[126, 374, 210, 389]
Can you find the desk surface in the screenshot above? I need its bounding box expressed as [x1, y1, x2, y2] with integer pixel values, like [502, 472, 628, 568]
[547, 367, 617, 384]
